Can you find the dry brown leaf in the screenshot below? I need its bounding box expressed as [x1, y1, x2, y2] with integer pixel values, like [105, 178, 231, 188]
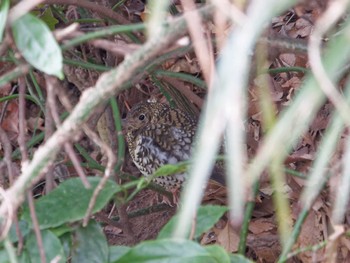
[27, 116, 45, 131]
[1, 101, 20, 134]
[294, 18, 313, 38]
[216, 222, 240, 253]
[281, 76, 302, 92]
[280, 53, 296, 67]
[164, 58, 200, 74]
[294, 207, 325, 262]
[249, 218, 276, 235]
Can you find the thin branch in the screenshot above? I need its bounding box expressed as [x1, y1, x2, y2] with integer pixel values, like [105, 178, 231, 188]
[0, 187, 13, 241]
[0, 4, 213, 219]
[44, 77, 55, 192]
[8, 0, 46, 24]
[46, 76, 91, 188]
[18, 78, 46, 263]
[44, 0, 129, 24]
[26, 192, 46, 263]
[82, 126, 116, 226]
[308, 0, 350, 126]
[180, 0, 213, 85]
[0, 127, 23, 253]
[162, 77, 204, 108]
[0, 65, 31, 88]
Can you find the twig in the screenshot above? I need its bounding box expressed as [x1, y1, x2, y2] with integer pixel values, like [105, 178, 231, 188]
[18, 78, 46, 263]
[89, 39, 139, 56]
[46, 76, 91, 188]
[105, 101, 135, 241]
[17, 78, 27, 161]
[0, 65, 31, 88]
[82, 126, 116, 226]
[161, 76, 204, 108]
[44, 77, 55, 192]
[0, 34, 10, 57]
[26, 192, 46, 263]
[0, 188, 13, 241]
[64, 143, 90, 187]
[0, 126, 23, 253]
[8, 0, 46, 24]
[189, 216, 196, 240]
[0, 4, 213, 219]
[308, 0, 350, 126]
[44, 0, 129, 24]
[0, 129, 15, 185]
[180, 0, 213, 86]
[286, 240, 327, 260]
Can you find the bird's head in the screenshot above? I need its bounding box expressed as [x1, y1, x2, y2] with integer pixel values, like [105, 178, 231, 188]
[123, 102, 161, 133]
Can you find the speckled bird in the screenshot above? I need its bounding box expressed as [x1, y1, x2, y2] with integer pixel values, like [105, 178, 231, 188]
[124, 101, 197, 193]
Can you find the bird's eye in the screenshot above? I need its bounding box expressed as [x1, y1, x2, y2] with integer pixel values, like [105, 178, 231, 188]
[138, 114, 145, 121]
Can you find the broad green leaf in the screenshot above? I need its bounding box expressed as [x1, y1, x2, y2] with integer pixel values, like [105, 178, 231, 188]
[8, 220, 30, 243]
[60, 232, 72, 259]
[0, 0, 9, 42]
[0, 249, 9, 263]
[205, 245, 230, 263]
[71, 221, 108, 263]
[109, 246, 131, 262]
[158, 205, 228, 239]
[0, 248, 31, 263]
[22, 177, 120, 229]
[18, 250, 30, 263]
[11, 14, 63, 78]
[26, 230, 66, 263]
[114, 238, 218, 263]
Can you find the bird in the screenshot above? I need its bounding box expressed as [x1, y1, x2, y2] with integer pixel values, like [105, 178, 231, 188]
[124, 101, 225, 204]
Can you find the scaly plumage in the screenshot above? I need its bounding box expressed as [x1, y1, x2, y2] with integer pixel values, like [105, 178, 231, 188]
[124, 101, 197, 189]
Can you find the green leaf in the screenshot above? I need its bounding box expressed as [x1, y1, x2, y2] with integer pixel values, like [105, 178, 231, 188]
[0, 249, 9, 263]
[60, 232, 72, 260]
[109, 246, 131, 262]
[8, 220, 30, 243]
[153, 161, 188, 177]
[22, 177, 120, 229]
[31, 6, 59, 30]
[71, 221, 108, 263]
[26, 229, 66, 263]
[205, 245, 230, 263]
[11, 14, 63, 78]
[0, 0, 9, 42]
[158, 205, 228, 239]
[50, 224, 73, 237]
[114, 238, 218, 263]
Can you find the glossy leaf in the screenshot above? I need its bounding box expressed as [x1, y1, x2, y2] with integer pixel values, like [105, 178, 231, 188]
[0, 0, 9, 42]
[158, 205, 228, 239]
[11, 14, 63, 78]
[71, 221, 108, 263]
[22, 177, 120, 229]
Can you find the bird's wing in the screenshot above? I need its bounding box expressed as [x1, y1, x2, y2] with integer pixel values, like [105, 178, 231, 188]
[132, 124, 192, 171]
